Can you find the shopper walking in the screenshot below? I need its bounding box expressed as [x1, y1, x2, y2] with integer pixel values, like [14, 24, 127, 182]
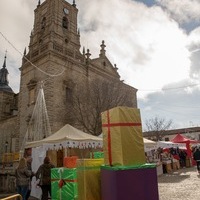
[15, 157, 33, 200]
[25, 157, 34, 200]
[35, 156, 55, 200]
[193, 147, 200, 173]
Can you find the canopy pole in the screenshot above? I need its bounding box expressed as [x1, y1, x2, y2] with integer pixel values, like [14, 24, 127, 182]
[64, 147, 67, 157]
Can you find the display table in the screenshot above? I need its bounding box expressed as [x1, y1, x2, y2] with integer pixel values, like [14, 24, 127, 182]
[172, 159, 180, 170]
[156, 163, 163, 176]
[186, 157, 192, 167]
[162, 160, 172, 173]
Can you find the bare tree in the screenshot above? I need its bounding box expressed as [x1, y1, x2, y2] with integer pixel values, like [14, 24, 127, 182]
[144, 116, 173, 141]
[70, 78, 134, 135]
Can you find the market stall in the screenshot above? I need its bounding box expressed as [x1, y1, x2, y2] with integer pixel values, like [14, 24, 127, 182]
[143, 138, 157, 152]
[157, 141, 186, 149]
[25, 124, 103, 199]
[171, 133, 199, 167]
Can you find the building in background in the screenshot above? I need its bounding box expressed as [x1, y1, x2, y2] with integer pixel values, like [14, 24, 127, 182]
[143, 127, 200, 141]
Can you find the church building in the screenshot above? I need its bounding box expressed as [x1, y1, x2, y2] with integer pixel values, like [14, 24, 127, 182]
[0, 0, 138, 160]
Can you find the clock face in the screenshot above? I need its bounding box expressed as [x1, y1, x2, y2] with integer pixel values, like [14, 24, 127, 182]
[63, 8, 69, 14]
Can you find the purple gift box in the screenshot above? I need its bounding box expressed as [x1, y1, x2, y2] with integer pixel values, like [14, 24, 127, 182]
[101, 164, 159, 200]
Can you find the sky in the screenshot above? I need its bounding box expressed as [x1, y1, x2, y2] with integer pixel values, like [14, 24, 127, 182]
[1, 0, 200, 130]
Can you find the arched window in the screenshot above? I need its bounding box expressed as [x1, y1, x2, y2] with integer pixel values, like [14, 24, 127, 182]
[41, 17, 46, 29]
[66, 87, 72, 103]
[4, 103, 10, 114]
[27, 79, 37, 105]
[29, 88, 36, 105]
[62, 17, 68, 29]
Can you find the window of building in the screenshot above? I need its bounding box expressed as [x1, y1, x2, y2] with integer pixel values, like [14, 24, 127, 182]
[4, 103, 10, 114]
[62, 17, 68, 29]
[41, 17, 46, 29]
[165, 137, 169, 141]
[66, 87, 72, 103]
[29, 88, 35, 105]
[27, 79, 37, 105]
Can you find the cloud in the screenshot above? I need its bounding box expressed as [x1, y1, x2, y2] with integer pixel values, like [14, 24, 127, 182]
[156, 0, 200, 24]
[139, 80, 200, 129]
[186, 27, 200, 82]
[0, 0, 36, 92]
[77, 0, 190, 98]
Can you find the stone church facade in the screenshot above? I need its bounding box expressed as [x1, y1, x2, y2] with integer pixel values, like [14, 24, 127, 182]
[0, 0, 138, 161]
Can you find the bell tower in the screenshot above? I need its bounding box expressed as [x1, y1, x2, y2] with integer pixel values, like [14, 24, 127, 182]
[29, 0, 81, 58]
[18, 0, 85, 144]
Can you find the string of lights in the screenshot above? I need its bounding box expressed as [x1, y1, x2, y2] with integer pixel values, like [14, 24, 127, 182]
[137, 83, 200, 92]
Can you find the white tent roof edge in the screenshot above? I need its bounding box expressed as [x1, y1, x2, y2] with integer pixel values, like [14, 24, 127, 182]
[25, 124, 103, 149]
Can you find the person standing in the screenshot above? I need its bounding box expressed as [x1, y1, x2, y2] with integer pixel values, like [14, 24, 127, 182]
[179, 149, 187, 168]
[15, 157, 33, 200]
[35, 156, 55, 200]
[193, 147, 200, 173]
[25, 157, 34, 200]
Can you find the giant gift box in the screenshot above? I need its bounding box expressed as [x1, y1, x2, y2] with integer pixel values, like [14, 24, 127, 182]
[101, 164, 159, 200]
[51, 167, 78, 200]
[101, 106, 146, 166]
[90, 151, 104, 159]
[77, 158, 104, 200]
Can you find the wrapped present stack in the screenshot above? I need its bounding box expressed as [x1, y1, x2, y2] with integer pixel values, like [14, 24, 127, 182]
[90, 151, 104, 159]
[51, 167, 78, 200]
[102, 106, 145, 166]
[63, 156, 78, 168]
[76, 158, 104, 200]
[101, 106, 159, 200]
[51, 156, 103, 200]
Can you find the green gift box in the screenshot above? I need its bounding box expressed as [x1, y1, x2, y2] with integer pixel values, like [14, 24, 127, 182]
[90, 152, 104, 159]
[51, 167, 78, 200]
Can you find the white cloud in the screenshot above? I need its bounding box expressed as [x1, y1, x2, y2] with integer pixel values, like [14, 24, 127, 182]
[0, 0, 36, 92]
[156, 0, 200, 23]
[77, 0, 191, 98]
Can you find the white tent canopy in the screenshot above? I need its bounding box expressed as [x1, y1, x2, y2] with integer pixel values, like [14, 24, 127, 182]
[143, 138, 157, 151]
[157, 141, 186, 149]
[25, 124, 103, 150]
[143, 138, 156, 146]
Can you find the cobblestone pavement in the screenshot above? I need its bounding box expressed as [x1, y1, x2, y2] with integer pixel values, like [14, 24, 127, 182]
[158, 166, 200, 200]
[1, 166, 199, 200]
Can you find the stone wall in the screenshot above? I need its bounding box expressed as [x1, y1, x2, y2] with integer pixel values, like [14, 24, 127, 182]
[0, 116, 19, 161]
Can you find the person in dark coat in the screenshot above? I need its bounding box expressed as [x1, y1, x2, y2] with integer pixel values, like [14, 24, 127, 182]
[178, 149, 187, 168]
[35, 156, 55, 200]
[15, 157, 33, 200]
[193, 147, 200, 173]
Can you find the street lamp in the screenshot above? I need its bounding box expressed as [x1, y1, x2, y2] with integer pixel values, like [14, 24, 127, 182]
[5, 141, 8, 153]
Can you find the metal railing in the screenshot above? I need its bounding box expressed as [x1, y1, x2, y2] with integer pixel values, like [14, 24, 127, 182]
[1, 194, 22, 200]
